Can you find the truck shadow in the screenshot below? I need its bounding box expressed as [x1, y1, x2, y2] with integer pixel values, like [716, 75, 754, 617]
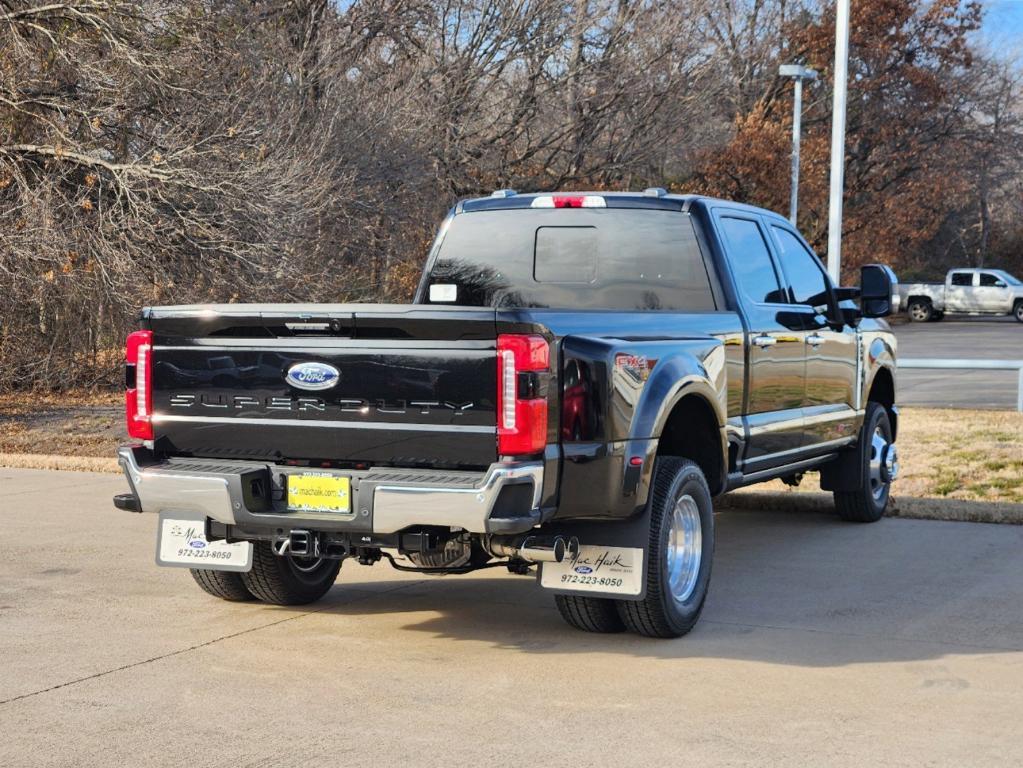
[309, 505, 1023, 667]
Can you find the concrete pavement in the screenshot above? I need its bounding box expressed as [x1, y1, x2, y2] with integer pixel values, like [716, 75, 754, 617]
[3, 467, 1023, 767]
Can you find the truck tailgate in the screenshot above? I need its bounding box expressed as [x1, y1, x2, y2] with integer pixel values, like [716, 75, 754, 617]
[145, 304, 499, 467]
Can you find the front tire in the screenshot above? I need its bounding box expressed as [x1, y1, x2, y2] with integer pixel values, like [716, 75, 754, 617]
[241, 542, 341, 605]
[907, 299, 933, 322]
[190, 568, 254, 602]
[834, 402, 897, 523]
[1014, 301, 1023, 323]
[616, 458, 714, 639]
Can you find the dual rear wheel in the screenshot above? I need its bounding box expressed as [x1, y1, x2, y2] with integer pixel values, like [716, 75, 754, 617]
[191, 542, 340, 606]
[555, 458, 715, 639]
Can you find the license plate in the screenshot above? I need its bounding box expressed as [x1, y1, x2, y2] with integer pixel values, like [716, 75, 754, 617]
[540, 545, 644, 596]
[156, 512, 252, 572]
[287, 472, 351, 513]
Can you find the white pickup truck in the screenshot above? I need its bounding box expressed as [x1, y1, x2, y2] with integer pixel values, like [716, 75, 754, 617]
[898, 268, 1023, 323]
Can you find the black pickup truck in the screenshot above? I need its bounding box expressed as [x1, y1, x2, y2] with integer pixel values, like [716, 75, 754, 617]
[115, 190, 899, 638]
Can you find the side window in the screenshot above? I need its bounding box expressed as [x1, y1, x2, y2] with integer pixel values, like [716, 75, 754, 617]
[770, 226, 831, 306]
[950, 272, 972, 287]
[979, 273, 1003, 287]
[719, 217, 786, 304]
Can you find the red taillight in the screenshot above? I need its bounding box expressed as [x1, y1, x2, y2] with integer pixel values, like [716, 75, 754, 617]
[497, 334, 550, 456]
[125, 330, 153, 440]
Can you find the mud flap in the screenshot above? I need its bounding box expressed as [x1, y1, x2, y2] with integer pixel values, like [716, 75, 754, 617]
[535, 507, 652, 601]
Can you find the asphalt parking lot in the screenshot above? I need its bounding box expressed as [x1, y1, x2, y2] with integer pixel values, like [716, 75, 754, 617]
[894, 317, 1021, 409]
[3, 467, 1023, 767]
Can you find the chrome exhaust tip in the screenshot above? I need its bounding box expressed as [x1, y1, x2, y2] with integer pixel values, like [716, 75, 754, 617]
[487, 534, 579, 564]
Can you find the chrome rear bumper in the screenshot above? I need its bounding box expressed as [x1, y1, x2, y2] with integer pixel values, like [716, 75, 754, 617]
[117, 447, 543, 535]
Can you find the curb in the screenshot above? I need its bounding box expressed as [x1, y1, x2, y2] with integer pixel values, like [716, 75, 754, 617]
[719, 490, 1023, 525]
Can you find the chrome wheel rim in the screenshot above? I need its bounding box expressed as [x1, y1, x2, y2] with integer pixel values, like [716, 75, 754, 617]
[666, 494, 702, 604]
[909, 303, 929, 321]
[867, 426, 894, 500]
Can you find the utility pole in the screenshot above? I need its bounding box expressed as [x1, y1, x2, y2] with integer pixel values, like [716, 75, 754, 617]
[826, 0, 851, 283]
[779, 64, 818, 226]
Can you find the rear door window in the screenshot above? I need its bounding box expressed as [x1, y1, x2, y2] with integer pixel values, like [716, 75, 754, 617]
[951, 272, 973, 286]
[424, 209, 715, 311]
[718, 217, 786, 305]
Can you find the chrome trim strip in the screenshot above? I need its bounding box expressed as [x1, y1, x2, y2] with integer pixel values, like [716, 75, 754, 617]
[855, 328, 863, 411]
[153, 340, 496, 351]
[150, 414, 495, 434]
[746, 408, 804, 437]
[742, 436, 856, 471]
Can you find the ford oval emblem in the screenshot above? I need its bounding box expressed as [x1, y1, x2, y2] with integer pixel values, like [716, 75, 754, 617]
[189, 540, 206, 549]
[574, 565, 593, 574]
[286, 362, 340, 391]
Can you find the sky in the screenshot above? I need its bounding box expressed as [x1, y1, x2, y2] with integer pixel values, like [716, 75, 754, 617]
[979, 0, 1023, 52]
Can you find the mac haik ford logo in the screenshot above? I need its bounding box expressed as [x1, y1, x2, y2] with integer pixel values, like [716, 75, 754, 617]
[285, 362, 340, 391]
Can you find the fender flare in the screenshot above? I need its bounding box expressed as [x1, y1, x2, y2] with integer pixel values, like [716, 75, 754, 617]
[627, 353, 728, 492]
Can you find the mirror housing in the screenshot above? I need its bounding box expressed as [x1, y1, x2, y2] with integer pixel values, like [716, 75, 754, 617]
[860, 264, 897, 318]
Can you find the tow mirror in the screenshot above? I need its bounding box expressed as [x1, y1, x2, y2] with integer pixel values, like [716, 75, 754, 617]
[860, 264, 897, 318]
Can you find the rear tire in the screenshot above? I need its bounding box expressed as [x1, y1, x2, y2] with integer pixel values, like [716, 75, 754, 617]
[190, 568, 254, 602]
[555, 595, 626, 633]
[241, 542, 341, 605]
[616, 458, 714, 639]
[834, 402, 896, 523]
[1014, 301, 1023, 323]
[907, 299, 933, 322]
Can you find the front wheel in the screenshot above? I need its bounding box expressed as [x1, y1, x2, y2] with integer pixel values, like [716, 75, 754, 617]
[241, 542, 341, 605]
[1014, 301, 1023, 323]
[616, 458, 714, 639]
[834, 402, 897, 523]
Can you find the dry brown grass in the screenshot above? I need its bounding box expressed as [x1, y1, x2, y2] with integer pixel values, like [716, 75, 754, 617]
[0, 391, 124, 459]
[749, 407, 1023, 503]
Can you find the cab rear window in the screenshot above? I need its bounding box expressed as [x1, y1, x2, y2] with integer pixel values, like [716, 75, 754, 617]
[423, 209, 716, 311]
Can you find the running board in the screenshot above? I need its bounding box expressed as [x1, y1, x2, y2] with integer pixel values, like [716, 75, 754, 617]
[725, 453, 839, 492]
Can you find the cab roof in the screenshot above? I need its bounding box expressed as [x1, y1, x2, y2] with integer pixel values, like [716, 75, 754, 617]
[455, 190, 785, 222]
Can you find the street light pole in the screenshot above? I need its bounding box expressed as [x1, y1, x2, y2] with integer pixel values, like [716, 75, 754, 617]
[826, 0, 851, 283]
[789, 76, 803, 225]
[779, 64, 817, 226]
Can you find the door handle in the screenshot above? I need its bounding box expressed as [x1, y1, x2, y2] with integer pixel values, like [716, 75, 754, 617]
[752, 334, 777, 348]
[806, 333, 825, 347]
